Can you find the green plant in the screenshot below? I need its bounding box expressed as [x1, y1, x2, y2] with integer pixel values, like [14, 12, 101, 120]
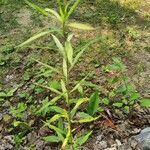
[10, 102, 27, 119]
[103, 57, 143, 114]
[17, 1, 101, 149]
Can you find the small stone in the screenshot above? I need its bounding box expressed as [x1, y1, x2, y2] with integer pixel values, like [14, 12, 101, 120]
[36, 139, 45, 150]
[131, 128, 141, 134]
[44, 146, 52, 150]
[105, 147, 116, 150]
[130, 139, 138, 149]
[4, 135, 13, 144]
[95, 135, 103, 144]
[134, 127, 150, 150]
[27, 131, 38, 144]
[115, 139, 122, 147]
[0, 113, 3, 121]
[98, 141, 107, 149]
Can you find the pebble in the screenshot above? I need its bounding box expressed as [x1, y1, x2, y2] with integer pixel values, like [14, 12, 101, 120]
[99, 141, 107, 149]
[0, 113, 3, 121]
[134, 127, 150, 150]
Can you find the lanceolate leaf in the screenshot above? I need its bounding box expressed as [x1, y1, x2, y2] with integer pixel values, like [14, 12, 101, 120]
[65, 41, 73, 65]
[61, 80, 68, 102]
[49, 106, 67, 116]
[34, 83, 62, 95]
[87, 92, 100, 116]
[31, 58, 61, 74]
[141, 99, 150, 107]
[71, 98, 89, 118]
[75, 130, 93, 146]
[17, 30, 53, 48]
[45, 8, 62, 22]
[66, 0, 80, 20]
[63, 58, 68, 80]
[43, 135, 61, 143]
[70, 37, 101, 71]
[47, 114, 65, 124]
[25, 0, 49, 16]
[72, 112, 99, 123]
[67, 22, 94, 30]
[46, 124, 64, 141]
[51, 34, 66, 57]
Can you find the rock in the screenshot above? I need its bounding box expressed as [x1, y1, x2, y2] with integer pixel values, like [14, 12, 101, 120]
[99, 141, 107, 149]
[104, 147, 116, 150]
[44, 146, 52, 150]
[95, 135, 103, 144]
[130, 139, 138, 149]
[134, 127, 150, 150]
[27, 131, 38, 145]
[0, 113, 3, 121]
[4, 135, 14, 144]
[35, 139, 45, 150]
[115, 139, 122, 147]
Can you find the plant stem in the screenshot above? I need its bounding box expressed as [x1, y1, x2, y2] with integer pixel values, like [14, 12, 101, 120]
[65, 70, 74, 150]
[62, 21, 67, 40]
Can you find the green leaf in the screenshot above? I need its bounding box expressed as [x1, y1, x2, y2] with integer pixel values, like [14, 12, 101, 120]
[51, 34, 65, 57]
[71, 98, 89, 118]
[87, 92, 99, 116]
[43, 135, 61, 143]
[130, 93, 141, 101]
[32, 58, 61, 74]
[73, 112, 99, 123]
[67, 22, 94, 30]
[36, 96, 62, 116]
[61, 80, 68, 102]
[49, 106, 67, 116]
[47, 114, 65, 124]
[13, 121, 31, 129]
[45, 8, 62, 22]
[113, 102, 123, 108]
[34, 83, 62, 95]
[70, 37, 101, 71]
[62, 126, 71, 149]
[66, 0, 80, 20]
[17, 30, 52, 48]
[45, 124, 64, 141]
[65, 40, 73, 65]
[75, 130, 93, 146]
[48, 80, 61, 90]
[63, 58, 68, 80]
[0, 92, 7, 97]
[141, 99, 150, 107]
[25, 0, 49, 16]
[101, 98, 109, 105]
[70, 76, 87, 93]
[116, 85, 126, 93]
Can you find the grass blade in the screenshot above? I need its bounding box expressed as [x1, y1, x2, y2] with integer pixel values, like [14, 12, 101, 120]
[25, 0, 49, 16]
[67, 22, 94, 30]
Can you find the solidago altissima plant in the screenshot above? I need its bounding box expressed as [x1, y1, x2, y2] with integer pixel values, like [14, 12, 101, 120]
[17, 0, 100, 149]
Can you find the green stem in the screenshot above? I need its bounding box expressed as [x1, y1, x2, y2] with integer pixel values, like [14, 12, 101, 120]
[62, 21, 67, 40]
[65, 70, 74, 150]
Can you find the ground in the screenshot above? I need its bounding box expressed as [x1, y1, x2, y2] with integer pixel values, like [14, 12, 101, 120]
[0, 0, 150, 149]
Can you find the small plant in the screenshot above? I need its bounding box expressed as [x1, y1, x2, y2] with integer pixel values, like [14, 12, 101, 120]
[17, 0, 100, 149]
[10, 102, 27, 119]
[103, 57, 149, 114]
